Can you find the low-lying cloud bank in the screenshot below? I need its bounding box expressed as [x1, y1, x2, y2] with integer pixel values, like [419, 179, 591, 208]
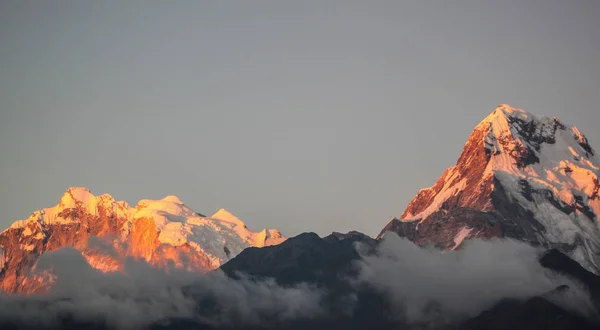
[0, 234, 593, 329]
[0, 248, 324, 329]
[355, 234, 592, 324]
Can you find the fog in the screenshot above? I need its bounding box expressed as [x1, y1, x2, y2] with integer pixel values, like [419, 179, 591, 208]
[355, 234, 593, 324]
[0, 247, 324, 329]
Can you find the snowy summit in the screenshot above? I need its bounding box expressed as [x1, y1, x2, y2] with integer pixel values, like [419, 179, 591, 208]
[379, 104, 600, 274]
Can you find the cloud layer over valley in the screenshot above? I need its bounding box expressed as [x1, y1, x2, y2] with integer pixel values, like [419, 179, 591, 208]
[0, 234, 592, 329]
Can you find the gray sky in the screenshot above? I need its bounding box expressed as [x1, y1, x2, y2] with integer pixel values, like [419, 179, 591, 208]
[1, 1, 599, 237]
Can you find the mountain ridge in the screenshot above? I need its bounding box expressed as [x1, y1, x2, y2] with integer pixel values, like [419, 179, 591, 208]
[2, 105, 600, 329]
[0, 187, 285, 293]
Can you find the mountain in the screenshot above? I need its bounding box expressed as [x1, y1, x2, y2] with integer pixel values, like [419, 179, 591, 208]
[378, 104, 600, 273]
[0, 187, 285, 294]
[3, 104, 600, 329]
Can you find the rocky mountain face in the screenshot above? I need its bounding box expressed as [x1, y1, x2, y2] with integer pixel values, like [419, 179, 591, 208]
[378, 104, 600, 273]
[0, 187, 285, 294]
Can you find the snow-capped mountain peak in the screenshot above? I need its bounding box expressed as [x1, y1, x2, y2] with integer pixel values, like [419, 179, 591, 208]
[380, 104, 600, 273]
[58, 187, 96, 208]
[0, 188, 286, 294]
[160, 195, 185, 204]
[479, 104, 596, 173]
[211, 208, 245, 226]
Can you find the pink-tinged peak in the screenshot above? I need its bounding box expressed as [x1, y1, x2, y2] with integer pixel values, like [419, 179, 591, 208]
[478, 104, 532, 128]
[161, 195, 184, 204]
[211, 208, 244, 225]
[495, 104, 528, 115]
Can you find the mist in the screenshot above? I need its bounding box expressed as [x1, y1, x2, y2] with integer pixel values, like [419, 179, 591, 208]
[0, 247, 324, 329]
[354, 234, 593, 324]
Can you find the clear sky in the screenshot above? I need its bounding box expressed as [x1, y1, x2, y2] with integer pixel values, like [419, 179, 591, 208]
[1, 1, 599, 237]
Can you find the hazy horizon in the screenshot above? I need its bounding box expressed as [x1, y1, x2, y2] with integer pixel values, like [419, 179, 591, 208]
[1, 1, 599, 237]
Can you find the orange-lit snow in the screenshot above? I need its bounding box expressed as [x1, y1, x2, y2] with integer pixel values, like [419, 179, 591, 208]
[2, 188, 287, 274]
